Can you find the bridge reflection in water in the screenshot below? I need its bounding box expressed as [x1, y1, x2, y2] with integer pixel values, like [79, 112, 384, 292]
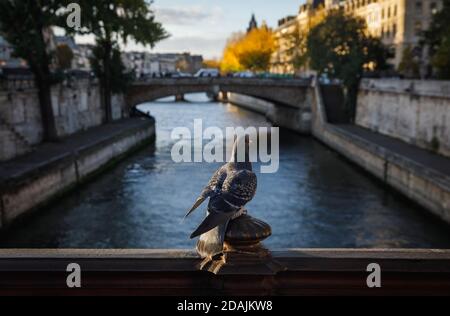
[1, 94, 449, 249]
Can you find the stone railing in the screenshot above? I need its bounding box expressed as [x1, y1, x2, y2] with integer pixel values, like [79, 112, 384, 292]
[0, 248, 449, 295]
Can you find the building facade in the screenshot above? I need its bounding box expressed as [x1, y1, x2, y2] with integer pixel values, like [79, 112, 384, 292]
[122, 52, 203, 78]
[0, 35, 27, 70]
[271, 0, 443, 75]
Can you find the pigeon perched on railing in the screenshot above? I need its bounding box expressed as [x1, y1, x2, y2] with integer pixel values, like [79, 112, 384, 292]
[184, 135, 257, 259]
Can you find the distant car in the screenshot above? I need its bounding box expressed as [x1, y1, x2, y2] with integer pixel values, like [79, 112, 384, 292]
[233, 71, 254, 78]
[171, 71, 192, 78]
[194, 68, 220, 78]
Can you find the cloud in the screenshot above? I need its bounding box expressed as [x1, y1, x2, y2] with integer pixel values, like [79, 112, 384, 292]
[154, 6, 223, 26]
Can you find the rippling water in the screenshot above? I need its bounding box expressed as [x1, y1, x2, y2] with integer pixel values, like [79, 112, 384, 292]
[1, 93, 450, 249]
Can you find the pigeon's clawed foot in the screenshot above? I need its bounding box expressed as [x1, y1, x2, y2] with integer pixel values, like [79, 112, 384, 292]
[232, 207, 247, 220]
[199, 257, 212, 270]
[199, 253, 226, 272]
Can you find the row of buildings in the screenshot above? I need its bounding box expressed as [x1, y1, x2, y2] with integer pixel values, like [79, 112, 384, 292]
[0, 34, 203, 78]
[271, 0, 443, 76]
[122, 51, 203, 78]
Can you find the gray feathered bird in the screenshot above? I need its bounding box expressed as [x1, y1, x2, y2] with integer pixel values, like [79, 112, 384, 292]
[184, 135, 257, 259]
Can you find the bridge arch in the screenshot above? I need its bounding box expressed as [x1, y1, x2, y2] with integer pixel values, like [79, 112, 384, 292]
[126, 78, 313, 109]
[126, 78, 314, 134]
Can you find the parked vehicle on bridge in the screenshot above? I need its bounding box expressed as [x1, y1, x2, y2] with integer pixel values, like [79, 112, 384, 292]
[233, 71, 254, 78]
[171, 71, 192, 78]
[194, 68, 220, 78]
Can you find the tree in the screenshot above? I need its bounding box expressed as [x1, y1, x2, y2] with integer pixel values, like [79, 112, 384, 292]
[56, 44, 74, 70]
[221, 26, 276, 73]
[0, 0, 61, 141]
[203, 59, 220, 69]
[220, 32, 245, 73]
[398, 46, 420, 78]
[282, 24, 308, 73]
[236, 26, 276, 72]
[307, 10, 389, 121]
[422, 0, 450, 79]
[63, 0, 168, 122]
[280, 9, 325, 74]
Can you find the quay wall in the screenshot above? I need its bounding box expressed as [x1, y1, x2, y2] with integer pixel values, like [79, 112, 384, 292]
[0, 80, 126, 161]
[311, 80, 450, 224]
[0, 120, 155, 229]
[356, 79, 450, 158]
[226, 93, 312, 134]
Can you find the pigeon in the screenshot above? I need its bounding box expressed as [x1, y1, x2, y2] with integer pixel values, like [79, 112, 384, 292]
[184, 135, 257, 259]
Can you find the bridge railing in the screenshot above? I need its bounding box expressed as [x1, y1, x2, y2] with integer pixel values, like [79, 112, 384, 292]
[131, 76, 314, 86]
[0, 248, 449, 295]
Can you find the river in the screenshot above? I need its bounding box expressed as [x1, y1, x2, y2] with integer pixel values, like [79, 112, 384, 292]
[1, 93, 450, 249]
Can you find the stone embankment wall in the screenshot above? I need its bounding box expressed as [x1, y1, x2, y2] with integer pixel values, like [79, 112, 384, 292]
[226, 93, 312, 134]
[356, 79, 450, 158]
[0, 80, 126, 161]
[311, 79, 450, 224]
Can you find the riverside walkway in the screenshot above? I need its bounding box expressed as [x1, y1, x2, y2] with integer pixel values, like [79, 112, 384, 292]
[336, 124, 450, 178]
[0, 118, 153, 184]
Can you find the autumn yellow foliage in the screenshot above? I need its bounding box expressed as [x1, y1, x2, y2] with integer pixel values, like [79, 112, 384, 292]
[203, 59, 221, 69]
[220, 26, 276, 73]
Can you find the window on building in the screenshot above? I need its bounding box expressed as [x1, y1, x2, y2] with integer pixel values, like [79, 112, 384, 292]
[392, 24, 397, 37]
[389, 46, 396, 59]
[382, 8, 385, 19]
[388, 7, 391, 18]
[416, 1, 422, 13]
[414, 21, 422, 36]
[394, 5, 397, 16]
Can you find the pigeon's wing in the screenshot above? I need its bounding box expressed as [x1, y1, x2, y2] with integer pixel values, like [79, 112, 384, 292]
[184, 165, 228, 219]
[190, 195, 237, 239]
[221, 169, 257, 207]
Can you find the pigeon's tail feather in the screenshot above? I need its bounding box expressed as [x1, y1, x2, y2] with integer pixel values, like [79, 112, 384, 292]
[190, 209, 234, 239]
[196, 221, 229, 258]
[184, 196, 206, 219]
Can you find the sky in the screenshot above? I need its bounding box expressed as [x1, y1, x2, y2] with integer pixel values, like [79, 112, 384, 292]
[144, 0, 305, 59]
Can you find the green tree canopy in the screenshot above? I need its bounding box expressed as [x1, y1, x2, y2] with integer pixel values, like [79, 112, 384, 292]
[307, 10, 389, 121]
[398, 46, 420, 78]
[56, 44, 74, 70]
[281, 25, 309, 73]
[61, 0, 168, 121]
[422, 0, 450, 79]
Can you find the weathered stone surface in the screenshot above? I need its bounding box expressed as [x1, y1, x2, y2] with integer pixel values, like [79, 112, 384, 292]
[126, 78, 312, 110]
[356, 79, 450, 158]
[0, 80, 126, 161]
[227, 93, 312, 134]
[312, 80, 450, 224]
[1, 249, 450, 295]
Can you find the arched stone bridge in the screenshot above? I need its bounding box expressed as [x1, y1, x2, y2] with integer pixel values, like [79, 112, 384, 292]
[127, 78, 312, 108]
[126, 78, 315, 134]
